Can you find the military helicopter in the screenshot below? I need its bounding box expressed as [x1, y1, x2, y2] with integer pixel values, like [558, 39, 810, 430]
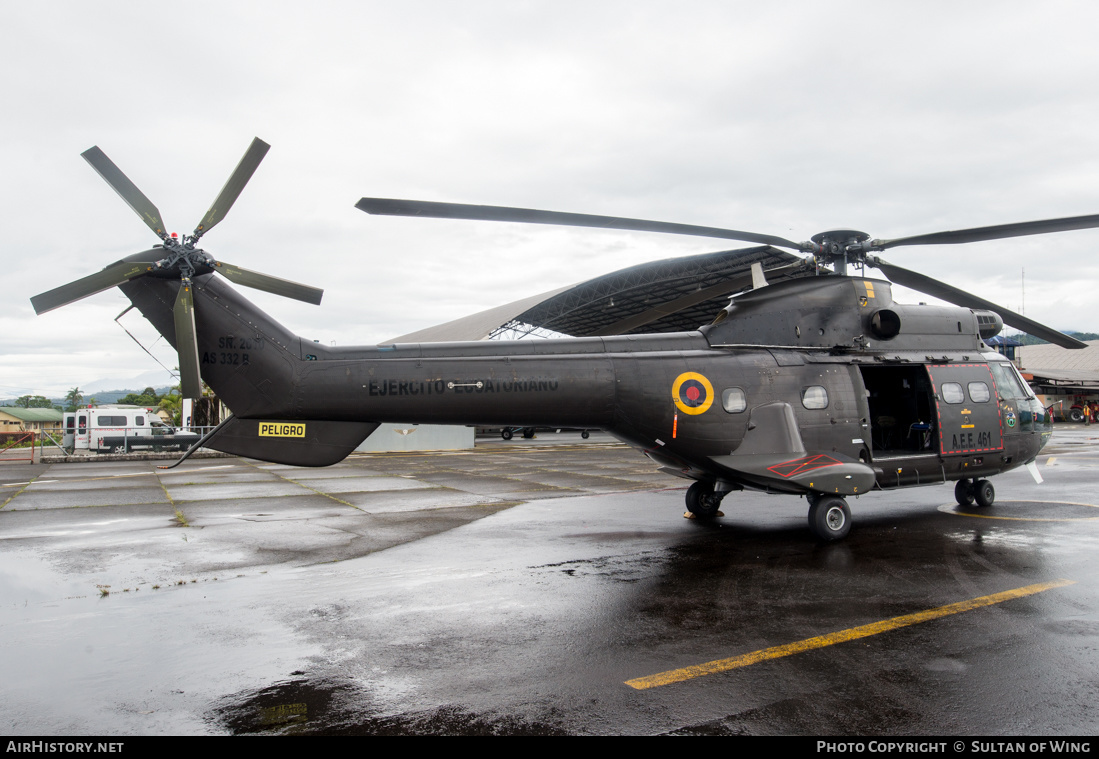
[32, 138, 1090, 541]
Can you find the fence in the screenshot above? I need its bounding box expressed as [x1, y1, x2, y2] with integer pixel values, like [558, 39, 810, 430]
[0, 426, 224, 462]
[0, 430, 36, 463]
[78, 425, 218, 454]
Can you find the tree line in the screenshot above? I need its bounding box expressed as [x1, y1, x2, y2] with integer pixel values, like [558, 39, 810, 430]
[3, 387, 184, 425]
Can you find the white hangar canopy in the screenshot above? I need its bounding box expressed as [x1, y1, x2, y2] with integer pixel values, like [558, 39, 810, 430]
[389, 245, 818, 343]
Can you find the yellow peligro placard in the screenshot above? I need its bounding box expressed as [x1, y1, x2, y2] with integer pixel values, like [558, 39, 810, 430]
[259, 422, 306, 438]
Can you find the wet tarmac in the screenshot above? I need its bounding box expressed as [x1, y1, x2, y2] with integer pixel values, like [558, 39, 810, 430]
[2, 429, 1098, 735]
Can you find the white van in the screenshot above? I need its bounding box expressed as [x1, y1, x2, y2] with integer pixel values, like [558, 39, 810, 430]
[62, 406, 199, 453]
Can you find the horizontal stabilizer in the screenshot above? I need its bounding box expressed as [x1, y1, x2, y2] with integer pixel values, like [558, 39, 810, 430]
[202, 417, 380, 467]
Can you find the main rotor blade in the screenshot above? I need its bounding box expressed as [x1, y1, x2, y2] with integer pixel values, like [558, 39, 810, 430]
[82, 147, 168, 239]
[30, 261, 156, 315]
[875, 213, 1099, 250]
[193, 137, 271, 240]
[356, 198, 804, 250]
[216, 262, 324, 305]
[871, 257, 1086, 349]
[174, 280, 203, 399]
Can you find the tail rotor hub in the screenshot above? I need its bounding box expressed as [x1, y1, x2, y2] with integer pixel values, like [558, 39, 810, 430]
[30, 137, 324, 398]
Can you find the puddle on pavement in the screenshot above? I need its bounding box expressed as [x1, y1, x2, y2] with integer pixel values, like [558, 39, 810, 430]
[209, 676, 567, 735]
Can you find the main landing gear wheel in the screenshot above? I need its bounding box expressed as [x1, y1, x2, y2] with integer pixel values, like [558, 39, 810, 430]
[685, 480, 723, 518]
[808, 495, 851, 541]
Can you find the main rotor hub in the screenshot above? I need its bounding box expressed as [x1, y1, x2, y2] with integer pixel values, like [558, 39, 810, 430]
[810, 229, 869, 247]
[809, 229, 871, 274]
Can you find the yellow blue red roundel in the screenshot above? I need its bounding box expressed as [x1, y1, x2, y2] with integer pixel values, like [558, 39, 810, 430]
[672, 372, 714, 415]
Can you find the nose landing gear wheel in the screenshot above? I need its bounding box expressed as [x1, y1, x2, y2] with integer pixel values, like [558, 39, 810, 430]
[955, 479, 975, 506]
[973, 479, 995, 508]
[808, 496, 851, 541]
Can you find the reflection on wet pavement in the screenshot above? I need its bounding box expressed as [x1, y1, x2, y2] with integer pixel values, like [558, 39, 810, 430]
[2, 430, 1098, 734]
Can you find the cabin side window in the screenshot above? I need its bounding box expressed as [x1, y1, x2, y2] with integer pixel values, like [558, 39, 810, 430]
[968, 382, 991, 403]
[941, 382, 964, 404]
[721, 387, 747, 413]
[801, 385, 828, 410]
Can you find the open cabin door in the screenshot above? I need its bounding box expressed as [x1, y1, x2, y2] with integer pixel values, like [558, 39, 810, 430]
[858, 365, 937, 457]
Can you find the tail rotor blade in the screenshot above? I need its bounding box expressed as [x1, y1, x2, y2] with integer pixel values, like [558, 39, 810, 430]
[870, 257, 1087, 349]
[82, 147, 168, 239]
[173, 279, 203, 398]
[193, 137, 270, 240]
[216, 261, 323, 305]
[30, 261, 156, 315]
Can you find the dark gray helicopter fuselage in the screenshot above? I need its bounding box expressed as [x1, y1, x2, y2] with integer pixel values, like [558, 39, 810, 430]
[36, 137, 1080, 542]
[119, 252, 1050, 496]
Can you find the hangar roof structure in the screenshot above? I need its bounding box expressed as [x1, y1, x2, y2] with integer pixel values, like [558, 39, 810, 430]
[389, 245, 819, 343]
[1018, 339, 1099, 393]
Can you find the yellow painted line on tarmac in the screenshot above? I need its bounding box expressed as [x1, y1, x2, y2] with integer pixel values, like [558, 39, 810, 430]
[937, 501, 1099, 522]
[625, 579, 1075, 690]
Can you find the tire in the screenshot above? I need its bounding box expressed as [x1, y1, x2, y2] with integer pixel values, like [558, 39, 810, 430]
[1069, 408, 1084, 423]
[685, 480, 722, 518]
[808, 496, 851, 541]
[522, 428, 535, 439]
[581, 430, 590, 439]
[954, 479, 975, 506]
[974, 479, 995, 508]
[501, 429, 513, 440]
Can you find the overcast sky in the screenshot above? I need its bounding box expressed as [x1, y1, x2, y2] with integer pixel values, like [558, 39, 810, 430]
[4, 1, 1099, 398]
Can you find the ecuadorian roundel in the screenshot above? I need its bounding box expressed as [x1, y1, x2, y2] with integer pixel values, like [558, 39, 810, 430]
[672, 372, 714, 415]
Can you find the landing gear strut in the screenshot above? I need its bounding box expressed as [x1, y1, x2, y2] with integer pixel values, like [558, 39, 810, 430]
[808, 495, 851, 541]
[685, 480, 724, 518]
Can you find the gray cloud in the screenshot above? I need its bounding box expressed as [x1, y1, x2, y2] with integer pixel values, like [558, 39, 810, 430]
[4, 1, 1099, 397]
